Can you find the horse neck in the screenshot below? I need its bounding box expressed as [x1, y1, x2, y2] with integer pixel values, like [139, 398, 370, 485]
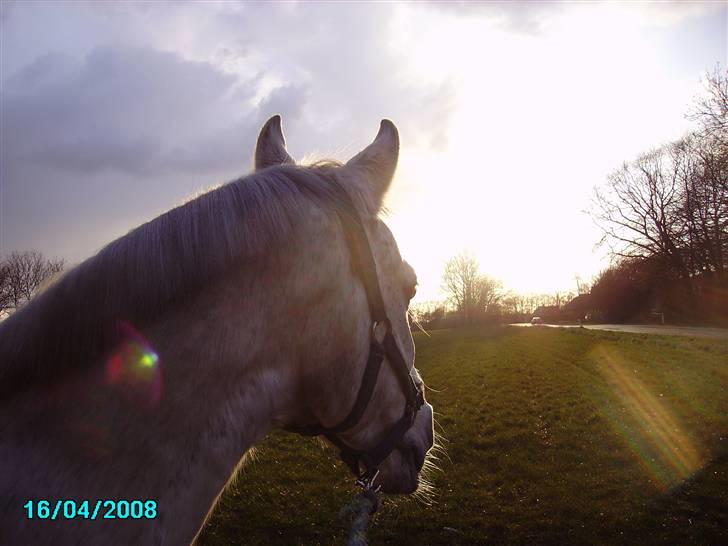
[1, 209, 360, 545]
[1, 260, 301, 545]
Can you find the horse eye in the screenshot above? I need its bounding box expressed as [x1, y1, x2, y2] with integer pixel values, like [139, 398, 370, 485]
[403, 283, 417, 301]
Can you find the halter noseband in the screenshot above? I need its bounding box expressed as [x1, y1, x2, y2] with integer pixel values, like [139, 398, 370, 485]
[286, 186, 425, 487]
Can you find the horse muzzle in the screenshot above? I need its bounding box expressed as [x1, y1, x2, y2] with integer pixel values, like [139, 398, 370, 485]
[378, 402, 434, 494]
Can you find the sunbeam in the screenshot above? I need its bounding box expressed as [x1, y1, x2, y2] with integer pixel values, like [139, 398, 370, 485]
[591, 344, 705, 490]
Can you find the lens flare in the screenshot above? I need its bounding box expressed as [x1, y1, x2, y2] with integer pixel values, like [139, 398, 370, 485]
[591, 344, 704, 491]
[105, 322, 162, 407]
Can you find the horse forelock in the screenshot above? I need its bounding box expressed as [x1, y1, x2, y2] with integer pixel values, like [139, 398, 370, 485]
[0, 163, 357, 399]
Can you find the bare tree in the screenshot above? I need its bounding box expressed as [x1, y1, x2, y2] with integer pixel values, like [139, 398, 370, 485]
[590, 67, 728, 322]
[501, 294, 525, 315]
[442, 252, 480, 319]
[476, 274, 504, 313]
[673, 135, 728, 279]
[442, 252, 504, 320]
[689, 65, 728, 150]
[592, 147, 690, 280]
[675, 67, 728, 281]
[552, 290, 575, 308]
[574, 275, 591, 295]
[3, 251, 64, 312]
[0, 260, 12, 316]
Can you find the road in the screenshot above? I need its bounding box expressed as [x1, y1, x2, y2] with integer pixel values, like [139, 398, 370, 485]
[510, 323, 728, 340]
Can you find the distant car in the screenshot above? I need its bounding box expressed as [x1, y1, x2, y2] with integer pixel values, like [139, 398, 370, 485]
[531, 316, 543, 325]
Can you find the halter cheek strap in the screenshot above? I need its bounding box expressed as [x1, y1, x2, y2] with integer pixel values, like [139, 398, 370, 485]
[318, 326, 424, 474]
[289, 326, 424, 479]
[285, 186, 425, 485]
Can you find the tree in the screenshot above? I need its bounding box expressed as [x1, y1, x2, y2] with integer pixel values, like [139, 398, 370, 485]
[592, 146, 689, 280]
[678, 68, 727, 282]
[673, 135, 728, 280]
[689, 65, 728, 150]
[1, 251, 64, 313]
[592, 67, 728, 289]
[419, 305, 446, 329]
[501, 294, 526, 315]
[442, 252, 480, 319]
[574, 275, 591, 295]
[0, 260, 12, 316]
[476, 275, 504, 313]
[590, 258, 655, 322]
[441, 252, 504, 321]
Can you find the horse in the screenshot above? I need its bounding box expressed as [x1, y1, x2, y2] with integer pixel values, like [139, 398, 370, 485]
[0, 115, 435, 545]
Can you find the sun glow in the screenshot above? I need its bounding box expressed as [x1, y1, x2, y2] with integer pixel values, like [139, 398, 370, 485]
[383, 2, 709, 301]
[591, 345, 704, 490]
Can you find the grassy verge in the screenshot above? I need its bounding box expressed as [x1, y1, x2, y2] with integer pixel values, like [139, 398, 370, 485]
[198, 327, 728, 545]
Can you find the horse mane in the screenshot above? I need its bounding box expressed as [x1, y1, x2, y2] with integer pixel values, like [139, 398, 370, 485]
[0, 162, 351, 399]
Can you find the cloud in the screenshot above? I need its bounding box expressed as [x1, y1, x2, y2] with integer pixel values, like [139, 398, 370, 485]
[2, 2, 456, 178]
[424, 0, 721, 34]
[636, 1, 724, 25]
[258, 84, 309, 125]
[1, 47, 270, 177]
[0, 0, 16, 24]
[1, 1, 456, 263]
[425, 0, 565, 34]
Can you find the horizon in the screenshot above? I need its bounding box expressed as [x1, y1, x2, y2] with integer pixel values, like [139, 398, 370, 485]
[1, 1, 725, 302]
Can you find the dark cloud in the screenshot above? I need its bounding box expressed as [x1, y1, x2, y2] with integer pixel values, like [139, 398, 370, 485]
[0, 43, 304, 261]
[1, 47, 272, 177]
[2, 3, 455, 177]
[0, 1, 456, 262]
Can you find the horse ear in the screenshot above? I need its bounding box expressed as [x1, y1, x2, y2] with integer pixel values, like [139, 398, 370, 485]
[254, 115, 295, 170]
[344, 120, 399, 212]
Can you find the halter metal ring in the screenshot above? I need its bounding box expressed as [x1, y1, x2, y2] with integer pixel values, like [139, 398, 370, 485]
[371, 319, 391, 342]
[356, 469, 381, 493]
[371, 321, 382, 342]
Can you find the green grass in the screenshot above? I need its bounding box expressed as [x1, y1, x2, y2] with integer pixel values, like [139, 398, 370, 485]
[198, 327, 728, 545]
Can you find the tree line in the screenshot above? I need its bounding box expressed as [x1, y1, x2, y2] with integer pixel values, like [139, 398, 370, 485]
[420, 67, 726, 328]
[411, 251, 581, 329]
[0, 251, 64, 318]
[590, 67, 727, 323]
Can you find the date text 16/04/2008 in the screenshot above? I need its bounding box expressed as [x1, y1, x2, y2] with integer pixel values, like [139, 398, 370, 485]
[23, 499, 158, 520]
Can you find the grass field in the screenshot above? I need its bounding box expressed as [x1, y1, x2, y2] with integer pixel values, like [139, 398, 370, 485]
[198, 327, 728, 545]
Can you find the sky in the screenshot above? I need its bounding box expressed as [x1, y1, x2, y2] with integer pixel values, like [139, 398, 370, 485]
[1, 0, 726, 302]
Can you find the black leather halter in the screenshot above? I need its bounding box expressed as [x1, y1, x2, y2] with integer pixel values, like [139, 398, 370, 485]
[287, 186, 425, 485]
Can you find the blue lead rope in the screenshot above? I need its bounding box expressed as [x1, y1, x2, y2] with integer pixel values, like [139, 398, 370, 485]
[340, 487, 379, 546]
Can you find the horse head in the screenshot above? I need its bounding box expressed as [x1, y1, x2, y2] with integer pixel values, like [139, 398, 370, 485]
[255, 115, 434, 494]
